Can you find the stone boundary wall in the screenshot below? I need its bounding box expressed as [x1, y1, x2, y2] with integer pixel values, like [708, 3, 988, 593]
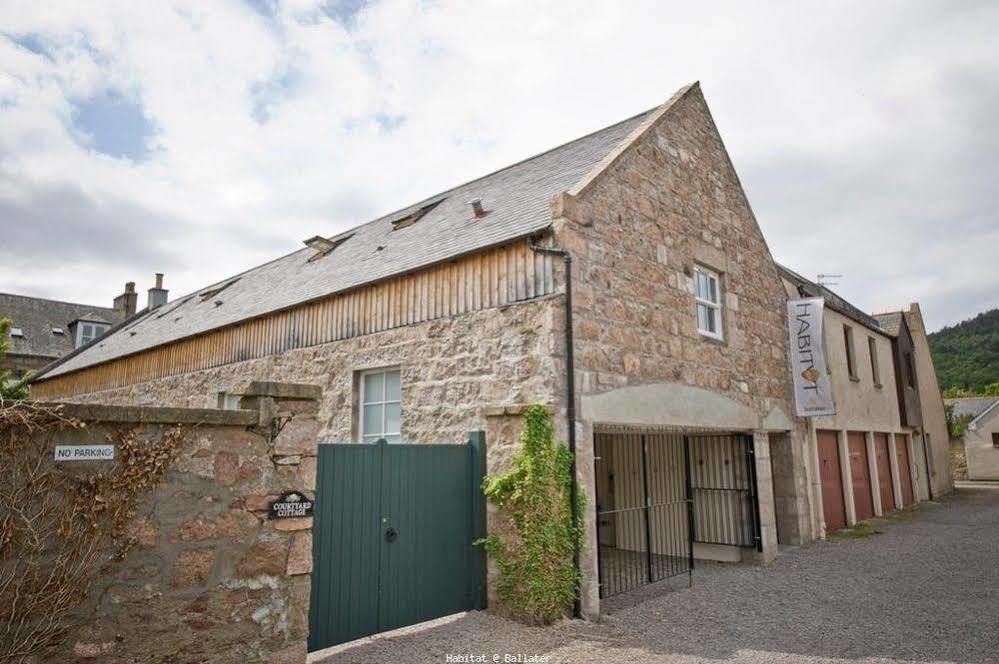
[9, 382, 320, 664]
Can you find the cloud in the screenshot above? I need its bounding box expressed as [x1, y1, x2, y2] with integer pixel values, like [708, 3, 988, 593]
[0, 0, 996, 331]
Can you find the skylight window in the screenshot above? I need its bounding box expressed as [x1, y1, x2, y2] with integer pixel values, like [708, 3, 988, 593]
[390, 199, 444, 231]
[199, 278, 240, 302]
[10, 327, 23, 337]
[52, 327, 64, 335]
[304, 234, 353, 262]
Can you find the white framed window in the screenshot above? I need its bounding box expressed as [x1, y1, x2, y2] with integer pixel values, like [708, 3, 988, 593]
[77, 323, 109, 347]
[693, 266, 723, 340]
[359, 368, 401, 443]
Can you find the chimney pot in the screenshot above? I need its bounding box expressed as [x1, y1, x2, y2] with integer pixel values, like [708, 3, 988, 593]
[148, 273, 168, 310]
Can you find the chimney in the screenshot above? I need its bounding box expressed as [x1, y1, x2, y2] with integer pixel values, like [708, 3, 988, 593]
[147, 273, 168, 310]
[113, 281, 138, 317]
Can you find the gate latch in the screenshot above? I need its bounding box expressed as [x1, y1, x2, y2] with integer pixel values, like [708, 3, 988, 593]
[385, 527, 398, 543]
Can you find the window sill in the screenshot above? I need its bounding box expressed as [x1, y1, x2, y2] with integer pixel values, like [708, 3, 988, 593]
[697, 330, 726, 345]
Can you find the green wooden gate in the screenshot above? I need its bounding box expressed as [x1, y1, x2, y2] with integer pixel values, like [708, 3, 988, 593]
[308, 433, 487, 651]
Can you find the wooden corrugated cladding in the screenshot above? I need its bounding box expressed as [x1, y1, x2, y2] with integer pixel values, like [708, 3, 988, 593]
[33, 241, 559, 399]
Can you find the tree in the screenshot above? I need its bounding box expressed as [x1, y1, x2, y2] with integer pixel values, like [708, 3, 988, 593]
[1, 317, 32, 400]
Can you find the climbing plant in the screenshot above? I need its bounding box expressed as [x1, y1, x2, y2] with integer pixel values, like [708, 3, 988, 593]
[478, 404, 584, 625]
[0, 400, 185, 662]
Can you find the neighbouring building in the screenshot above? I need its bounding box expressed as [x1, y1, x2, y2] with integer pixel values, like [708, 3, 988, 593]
[0, 282, 139, 379]
[27, 82, 949, 643]
[874, 305, 953, 499]
[947, 397, 999, 480]
[779, 267, 936, 537]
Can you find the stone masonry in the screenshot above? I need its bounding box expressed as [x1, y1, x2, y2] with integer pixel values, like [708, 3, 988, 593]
[59, 299, 562, 448]
[28, 382, 322, 664]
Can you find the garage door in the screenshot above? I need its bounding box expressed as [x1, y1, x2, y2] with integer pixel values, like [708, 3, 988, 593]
[894, 434, 915, 506]
[847, 432, 874, 521]
[816, 430, 846, 533]
[873, 433, 895, 512]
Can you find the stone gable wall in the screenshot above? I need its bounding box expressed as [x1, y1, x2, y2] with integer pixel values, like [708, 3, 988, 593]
[554, 86, 812, 548]
[556, 86, 791, 411]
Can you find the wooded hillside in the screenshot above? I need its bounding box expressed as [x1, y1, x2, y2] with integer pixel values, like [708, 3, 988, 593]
[928, 308, 999, 393]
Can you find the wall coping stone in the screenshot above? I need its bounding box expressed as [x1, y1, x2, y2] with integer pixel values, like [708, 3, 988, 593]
[37, 401, 258, 426]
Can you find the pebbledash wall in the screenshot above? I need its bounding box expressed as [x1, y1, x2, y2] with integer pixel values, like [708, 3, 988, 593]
[548, 84, 810, 609]
[20, 382, 322, 664]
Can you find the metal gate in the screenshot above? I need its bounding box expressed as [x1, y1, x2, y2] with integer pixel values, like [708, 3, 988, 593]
[594, 431, 693, 598]
[687, 434, 761, 550]
[594, 431, 762, 598]
[308, 434, 486, 651]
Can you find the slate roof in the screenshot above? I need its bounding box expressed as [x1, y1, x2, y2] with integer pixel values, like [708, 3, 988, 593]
[36, 104, 659, 380]
[945, 397, 999, 423]
[873, 311, 903, 337]
[776, 264, 885, 334]
[0, 293, 123, 360]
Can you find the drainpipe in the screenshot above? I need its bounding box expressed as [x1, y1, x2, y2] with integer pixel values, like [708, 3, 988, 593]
[530, 241, 579, 619]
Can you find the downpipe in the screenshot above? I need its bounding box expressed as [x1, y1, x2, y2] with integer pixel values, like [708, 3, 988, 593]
[530, 241, 580, 619]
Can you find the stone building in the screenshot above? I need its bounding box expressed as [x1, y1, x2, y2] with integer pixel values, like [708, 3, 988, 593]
[0, 283, 137, 378]
[32, 83, 811, 623]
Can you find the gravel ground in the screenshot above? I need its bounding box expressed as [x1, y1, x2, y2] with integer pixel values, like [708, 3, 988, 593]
[312, 489, 999, 664]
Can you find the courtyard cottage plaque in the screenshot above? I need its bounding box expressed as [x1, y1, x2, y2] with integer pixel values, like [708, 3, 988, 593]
[54, 444, 115, 462]
[268, 490, 313, 519]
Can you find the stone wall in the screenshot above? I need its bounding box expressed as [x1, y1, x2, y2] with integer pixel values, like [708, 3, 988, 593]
[544, 84, 815, 613]
[59, 299, 562, 447]
[6, 383, 320, 664]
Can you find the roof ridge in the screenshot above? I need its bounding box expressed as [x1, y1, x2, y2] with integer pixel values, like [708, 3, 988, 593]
[0, 291, 117, 312]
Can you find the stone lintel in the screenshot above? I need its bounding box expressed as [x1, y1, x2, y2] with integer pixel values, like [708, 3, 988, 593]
[228, 381, 322, 401]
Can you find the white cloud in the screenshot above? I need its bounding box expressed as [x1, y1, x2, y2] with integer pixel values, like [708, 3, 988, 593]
[0, 0, 996, 330]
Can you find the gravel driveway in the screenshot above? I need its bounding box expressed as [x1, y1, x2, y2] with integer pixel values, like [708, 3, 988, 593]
[312, 489, 999, 664]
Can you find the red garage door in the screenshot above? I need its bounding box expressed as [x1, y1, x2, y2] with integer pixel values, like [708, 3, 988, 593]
[873, 433, 895, 512]
[817, 430, 847, 533]
[847, 432, 875, 521]
[895, 434, 915, 506]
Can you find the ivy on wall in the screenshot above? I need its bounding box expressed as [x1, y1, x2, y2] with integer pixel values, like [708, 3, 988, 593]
[0, 400, 184, 662]
[479, 404, 584, 625]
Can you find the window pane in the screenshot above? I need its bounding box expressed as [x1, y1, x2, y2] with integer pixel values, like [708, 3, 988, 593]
[363, 372, 384, 403]
[384, 402, 401, 434]
[708, 276, 717, 303]
[384, 370, 401, 401]
[695, 272, 706, 299]
[363, 403, 383, 436]
[706, 307, 717, 333]
[697, 304, 709, 331]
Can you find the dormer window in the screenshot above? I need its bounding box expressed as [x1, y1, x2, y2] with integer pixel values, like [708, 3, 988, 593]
[77, 322, 109, 347]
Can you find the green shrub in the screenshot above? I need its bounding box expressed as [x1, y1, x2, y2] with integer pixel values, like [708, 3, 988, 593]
[478, 404, 583, 625]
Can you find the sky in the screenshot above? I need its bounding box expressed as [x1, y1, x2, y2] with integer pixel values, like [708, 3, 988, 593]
[0, 1, 996, 333]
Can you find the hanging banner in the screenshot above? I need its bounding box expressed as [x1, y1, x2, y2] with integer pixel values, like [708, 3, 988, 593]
[787, 297, 836, 417]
